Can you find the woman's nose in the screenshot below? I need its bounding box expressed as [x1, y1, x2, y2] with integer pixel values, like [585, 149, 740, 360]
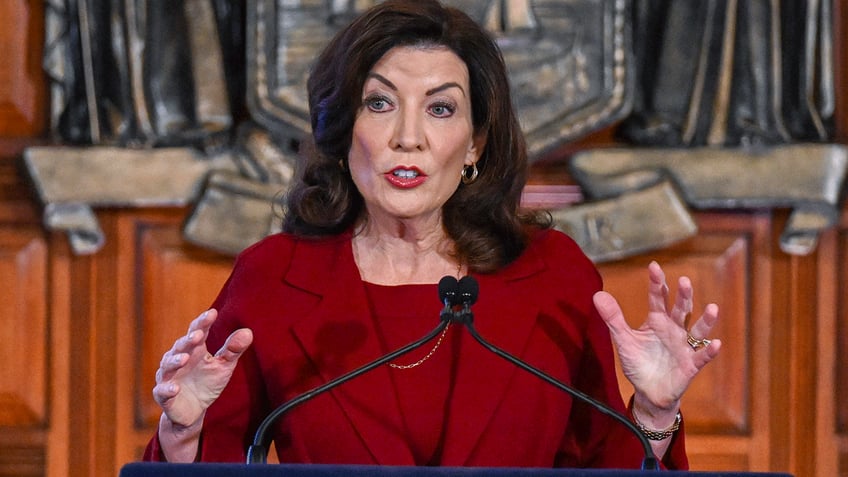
[390, 110, 426, 151]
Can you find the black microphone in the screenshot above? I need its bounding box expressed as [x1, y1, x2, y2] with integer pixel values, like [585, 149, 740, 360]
[448, 275, 661, 471]
[246, 282, 458, 464]
[457, 275, 478, 306]
[438, 275, 461, 305]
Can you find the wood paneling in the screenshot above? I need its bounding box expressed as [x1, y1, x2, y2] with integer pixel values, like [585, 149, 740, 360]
[0, 0, 46, 137]
[836, 223, 848, 435]
[599, 212, 771, 471]
[0, 227, 48, 476]
[132, 220, 234, 445]
[0, 228, 47, 426]
[830, 211, 848, 477]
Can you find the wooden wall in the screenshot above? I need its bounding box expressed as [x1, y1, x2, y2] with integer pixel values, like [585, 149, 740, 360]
[1, 1, 847, 476]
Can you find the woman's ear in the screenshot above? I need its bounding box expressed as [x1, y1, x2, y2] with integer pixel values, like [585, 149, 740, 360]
[466, 132, 487, 164]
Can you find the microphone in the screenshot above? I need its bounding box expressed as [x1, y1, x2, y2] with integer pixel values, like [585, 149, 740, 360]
[438, 275, 461, 305]
[447, 275, 661, 470]
[246, 284, 457, 464]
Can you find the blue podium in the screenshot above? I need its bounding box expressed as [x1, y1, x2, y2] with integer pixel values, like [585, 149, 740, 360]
[119, 463, 793, 477]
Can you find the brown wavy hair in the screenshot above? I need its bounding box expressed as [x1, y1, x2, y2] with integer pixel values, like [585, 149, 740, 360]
[283, 0, 550, 273]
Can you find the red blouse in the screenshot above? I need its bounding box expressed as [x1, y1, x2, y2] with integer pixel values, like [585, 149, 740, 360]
[365, 282, 460, 465]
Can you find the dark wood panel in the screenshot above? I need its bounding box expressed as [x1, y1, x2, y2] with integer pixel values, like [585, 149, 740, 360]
[0, 439, 44, 477]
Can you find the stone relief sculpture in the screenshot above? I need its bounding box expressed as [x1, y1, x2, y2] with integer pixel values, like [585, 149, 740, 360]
[42, 0, 244, 150]
[23, 0, 847, 261]
[569, 0, 846, 256]
[620, 0, 834, 147]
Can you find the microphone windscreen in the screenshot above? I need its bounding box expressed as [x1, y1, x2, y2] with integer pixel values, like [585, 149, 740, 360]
[438, 275, 460, 304]
[458, 276, 479, 305]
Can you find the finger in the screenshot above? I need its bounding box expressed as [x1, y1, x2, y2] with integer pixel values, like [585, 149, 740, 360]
[157, 352, 190, 383]
[688, 303, 719, 340]
[170, 329, 206, 356]
[692, 338, 722, 367]
[703, 338, 722, 360]
[170, 309, 218, 354]
[593, 291, 631, 338]
[647, 261, 669, 313]
[187, 308, 218, 336]
[214, 328, 254, 361]
[669, 276, 693, 327]
[152, 381, 179, 407]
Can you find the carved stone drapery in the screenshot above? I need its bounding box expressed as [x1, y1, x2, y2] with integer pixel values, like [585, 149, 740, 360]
[568, 143, 848, 256]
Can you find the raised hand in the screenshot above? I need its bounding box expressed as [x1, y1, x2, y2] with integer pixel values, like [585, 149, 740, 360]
[152, 309, 253, 461]
[593, 261, 721, 414]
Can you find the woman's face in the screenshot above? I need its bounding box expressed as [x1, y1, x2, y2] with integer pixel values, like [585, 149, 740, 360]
[348, 45, 483, 227]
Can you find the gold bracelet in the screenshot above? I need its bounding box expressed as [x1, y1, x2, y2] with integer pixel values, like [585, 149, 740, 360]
[633, 411, 682, 441]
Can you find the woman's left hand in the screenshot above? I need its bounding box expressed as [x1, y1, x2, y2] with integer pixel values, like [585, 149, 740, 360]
[593, 261, 721, 419]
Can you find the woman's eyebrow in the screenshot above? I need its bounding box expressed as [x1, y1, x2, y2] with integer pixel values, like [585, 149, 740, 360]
[366, 73, 466, 97]
[366, 73, 397, 90]
[426, 82, 466, 97]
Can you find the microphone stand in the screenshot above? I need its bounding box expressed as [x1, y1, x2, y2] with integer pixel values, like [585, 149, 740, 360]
[246, 307, 454, 464]
[246, 275, 659, 469]
[448, 300, 661, 471]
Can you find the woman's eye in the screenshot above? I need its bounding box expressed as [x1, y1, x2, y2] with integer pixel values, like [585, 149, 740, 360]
[364, 96, 392, 112]
[429, 102, 455, 118]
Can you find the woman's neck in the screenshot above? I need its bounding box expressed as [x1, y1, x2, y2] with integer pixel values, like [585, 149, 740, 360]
[352, 218, 463, 285]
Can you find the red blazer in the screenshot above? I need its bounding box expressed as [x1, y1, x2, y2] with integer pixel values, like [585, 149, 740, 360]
[144, 228, 687, 469]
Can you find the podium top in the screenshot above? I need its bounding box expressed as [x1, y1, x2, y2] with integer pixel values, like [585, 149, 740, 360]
[119, 462, 793, 477]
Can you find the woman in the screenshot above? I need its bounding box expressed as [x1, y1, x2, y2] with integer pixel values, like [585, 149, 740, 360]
[145, 0, 721, 468]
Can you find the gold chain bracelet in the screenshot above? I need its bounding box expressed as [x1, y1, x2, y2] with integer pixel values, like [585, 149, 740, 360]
[633, 411, 682, 441]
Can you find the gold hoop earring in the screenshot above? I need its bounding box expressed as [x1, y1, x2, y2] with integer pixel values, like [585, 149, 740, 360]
[461, 163, 479, 184]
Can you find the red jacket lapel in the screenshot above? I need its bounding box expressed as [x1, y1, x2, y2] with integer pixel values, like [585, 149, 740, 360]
[285, 233, 415, 464]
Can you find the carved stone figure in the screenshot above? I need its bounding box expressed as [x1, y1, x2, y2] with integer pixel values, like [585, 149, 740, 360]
[619, 0, 834, 147]
[43, 0, 246, 150]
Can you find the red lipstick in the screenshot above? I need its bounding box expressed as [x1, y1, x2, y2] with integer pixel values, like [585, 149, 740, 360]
[385, 166, 427, 188]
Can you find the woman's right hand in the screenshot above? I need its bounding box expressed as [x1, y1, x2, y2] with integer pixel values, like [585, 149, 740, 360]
[152, 309, 253, 460]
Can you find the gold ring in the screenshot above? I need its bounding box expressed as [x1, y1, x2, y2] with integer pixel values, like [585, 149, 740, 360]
[687, 333, 711, 350]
